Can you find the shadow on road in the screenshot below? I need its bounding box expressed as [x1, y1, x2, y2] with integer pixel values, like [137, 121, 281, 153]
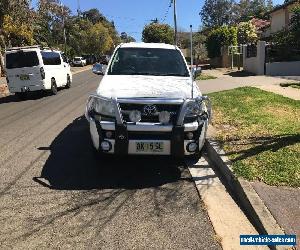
[0, 92, 46, 104]
[34, 116, 186, 190]
[224, 70, 255, 77]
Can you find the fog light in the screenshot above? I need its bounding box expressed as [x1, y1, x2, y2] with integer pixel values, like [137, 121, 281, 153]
[187, 142, 198, 152]
[105, 131, 113, 138]
[100, 140, 112, 151]
[159, 111, 170, 124]
[187, 132, 194, 140]
[129, 110, 141, 123]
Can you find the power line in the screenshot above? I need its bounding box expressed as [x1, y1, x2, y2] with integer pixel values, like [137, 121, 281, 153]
[161, 0, 172, 23]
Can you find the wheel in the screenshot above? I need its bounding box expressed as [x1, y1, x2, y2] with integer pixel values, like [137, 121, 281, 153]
[65, 75, 71, 89]
[50, 79, 58, 95]
[15, 92, 27, 100]
[185, 150, 203, 164]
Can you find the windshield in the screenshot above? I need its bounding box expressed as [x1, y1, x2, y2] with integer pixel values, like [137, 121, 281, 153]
[93, 64, 102, 70]
[108, 48, 190, 77]
[6, 51, 39, 69]
[74, 57, 81, 61]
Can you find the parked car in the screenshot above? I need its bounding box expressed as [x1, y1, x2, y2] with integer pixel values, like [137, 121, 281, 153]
[85, 43, 211, 159]
[5, 45, 72, 99]
[92, 63, 104, 75]
[99, 55, 110, 65]
[82, 54, 97, 65]
[73, 57, 86, 67]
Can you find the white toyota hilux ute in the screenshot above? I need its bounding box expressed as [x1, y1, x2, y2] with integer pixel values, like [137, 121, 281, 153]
[85, 42, 211, 159]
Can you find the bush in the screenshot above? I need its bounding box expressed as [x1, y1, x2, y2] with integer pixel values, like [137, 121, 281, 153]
[142, 23, 174, 44]
[237, 21, 258, 44]
[205, 26, 237, 58]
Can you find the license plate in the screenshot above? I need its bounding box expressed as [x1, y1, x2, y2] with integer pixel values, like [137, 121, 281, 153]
[136, 142, 164, 153]
[20, 74, 30, 80]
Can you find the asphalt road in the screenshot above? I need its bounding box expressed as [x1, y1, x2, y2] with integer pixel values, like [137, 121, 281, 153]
[0, 70, 220, 249]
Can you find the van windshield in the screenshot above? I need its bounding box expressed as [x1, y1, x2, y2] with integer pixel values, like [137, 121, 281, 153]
[6, 51, 39, 69]
[108, 48, 190, 77]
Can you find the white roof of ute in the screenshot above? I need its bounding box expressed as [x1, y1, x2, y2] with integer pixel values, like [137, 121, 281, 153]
[120, 42, 178, 50]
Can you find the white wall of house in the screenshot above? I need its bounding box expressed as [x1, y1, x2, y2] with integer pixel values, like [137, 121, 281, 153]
[266, 61, 300, 76]
[270, 10, 286, 33]
[243, 41, 266, 75]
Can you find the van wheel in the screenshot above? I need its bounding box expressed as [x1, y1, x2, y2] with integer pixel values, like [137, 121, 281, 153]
[50, 79, 58, 95]
[66, 75, 71, 89]
[15, 92, 27, 100]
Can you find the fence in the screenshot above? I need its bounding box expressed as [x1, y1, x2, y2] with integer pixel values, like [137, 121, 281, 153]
[265, 45, 300, 63]
[243, 41, 300, 76]
[243, 41, 266, 75]
[246, 44, 257, 58]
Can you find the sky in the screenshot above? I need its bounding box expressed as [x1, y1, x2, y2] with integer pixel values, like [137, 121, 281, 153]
[31, 0, 285, 42]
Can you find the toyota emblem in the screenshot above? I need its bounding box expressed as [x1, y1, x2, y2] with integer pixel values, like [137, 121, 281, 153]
[143, 105, 157, 116]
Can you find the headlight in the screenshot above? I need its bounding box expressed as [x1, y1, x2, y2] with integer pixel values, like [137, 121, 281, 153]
[87, 96, 115, 117]
[185, 100, 204, 117]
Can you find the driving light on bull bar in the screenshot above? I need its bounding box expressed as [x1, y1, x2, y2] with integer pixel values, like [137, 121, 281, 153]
[159, 111, 170, 124]
[186, 142, 198, 152]
[129, 110, 141, 123]
[187, 132, 194, 140]
[105, 131, 113, 138]
[101, 140, 112, 152]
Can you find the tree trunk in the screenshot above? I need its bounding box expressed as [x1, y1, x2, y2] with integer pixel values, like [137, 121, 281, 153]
[0, 50, 5, 77]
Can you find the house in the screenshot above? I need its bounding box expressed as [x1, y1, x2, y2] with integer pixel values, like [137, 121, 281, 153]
[269, 0, 299, 34]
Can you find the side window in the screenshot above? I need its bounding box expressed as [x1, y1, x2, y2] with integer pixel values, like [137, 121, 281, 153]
[41, 52, 62, 65]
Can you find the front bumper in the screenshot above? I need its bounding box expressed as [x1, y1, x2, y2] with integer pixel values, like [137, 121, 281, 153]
[86, 96, 211, 157]
[89, 119, 208, 157]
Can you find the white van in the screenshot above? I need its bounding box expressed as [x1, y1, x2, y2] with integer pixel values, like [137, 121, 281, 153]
[5, 45, 72, 99]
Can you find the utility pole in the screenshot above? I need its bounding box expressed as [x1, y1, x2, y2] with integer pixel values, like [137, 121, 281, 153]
[190, 25, 194, 99]
[60, 1, 67, 53]
[173, 0, 178, 45]
[77, 0, 81, 17]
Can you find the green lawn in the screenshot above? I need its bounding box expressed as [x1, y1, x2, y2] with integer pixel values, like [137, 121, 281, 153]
[208, 87, 300, 187]
[196, 74, 217, 80]
[280, 82, 300, 89]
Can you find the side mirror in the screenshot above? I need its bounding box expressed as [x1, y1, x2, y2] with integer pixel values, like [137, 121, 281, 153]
[192, 67, 202, 80]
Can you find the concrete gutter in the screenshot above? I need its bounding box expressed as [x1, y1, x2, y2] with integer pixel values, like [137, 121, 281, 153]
[204, 139, 287, 250]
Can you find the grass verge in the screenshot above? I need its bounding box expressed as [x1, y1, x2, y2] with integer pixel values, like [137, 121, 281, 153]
[196, 74, 217, 80]
[280, 82, 300, 89]
[208, 87, 300, 187]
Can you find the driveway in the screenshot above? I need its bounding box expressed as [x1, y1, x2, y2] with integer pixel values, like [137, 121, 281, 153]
[197, 69, 298, 94]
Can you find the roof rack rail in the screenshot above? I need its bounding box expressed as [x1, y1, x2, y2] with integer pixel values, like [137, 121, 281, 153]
[5, 45, 42, 51]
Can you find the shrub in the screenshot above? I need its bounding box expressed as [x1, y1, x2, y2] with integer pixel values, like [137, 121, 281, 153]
[205, 26, 237, 58]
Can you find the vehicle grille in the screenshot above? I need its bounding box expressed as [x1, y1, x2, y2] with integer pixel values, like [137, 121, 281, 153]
[119, 103, 181, 124]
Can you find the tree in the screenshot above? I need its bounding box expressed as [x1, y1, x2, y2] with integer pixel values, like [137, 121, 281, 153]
[205, 26, 237, 58]
[82, 8, 105, 24]
[193, 33, 208, 62]
[237, 21, 258, 44]
[120, 32, 136, 43]
[235, 0, 273, 22]
[142, 23, 174, 44]
[200, 0, 235, 27]
[2, 15, 34, 47]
